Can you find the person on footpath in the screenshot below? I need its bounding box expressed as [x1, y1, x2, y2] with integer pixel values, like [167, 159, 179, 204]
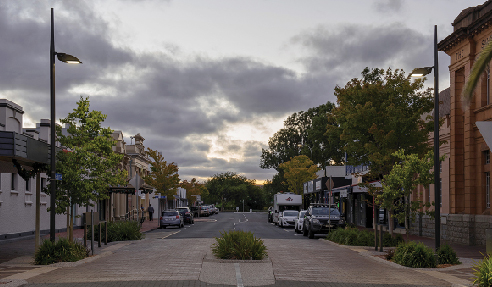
[148, 204, 155, 221]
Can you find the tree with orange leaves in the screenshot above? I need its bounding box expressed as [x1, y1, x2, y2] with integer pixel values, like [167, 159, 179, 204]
[142, 148, 180, 203]
[180, 178, 208, 205]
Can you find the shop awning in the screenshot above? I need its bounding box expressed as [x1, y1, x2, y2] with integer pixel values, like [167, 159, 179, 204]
[139, 183, 154, 194]
[108, 184, 135, 194]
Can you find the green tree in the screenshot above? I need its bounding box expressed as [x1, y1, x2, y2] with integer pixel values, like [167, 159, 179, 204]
[378, 149, 440, 236]
[329, 68, 435, 238]
[260, 102, 343, 171]
[142, 148, 180, 208]
[263, 172, 289, 205]
[204, 172, 265, 210]
[328, 68, 435, 181]
[48, 97, 127, 241]
[279, 155, 319, 195]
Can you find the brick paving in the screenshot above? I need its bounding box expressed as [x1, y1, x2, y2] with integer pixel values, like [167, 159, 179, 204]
[0, 217, 485, 286]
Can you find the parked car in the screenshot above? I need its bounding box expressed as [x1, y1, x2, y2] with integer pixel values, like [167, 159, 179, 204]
[278, 210, 299, 228]
[211, 205, 219, 214]
[205, 205, 213, 215]
[176, 207, 194, 224]
[199, 205, 209, 217]
[160, 210, 184, 229]
[303, 204, 345, 239]
[294, 210, 306, 234]
[267, 206, 273, 223]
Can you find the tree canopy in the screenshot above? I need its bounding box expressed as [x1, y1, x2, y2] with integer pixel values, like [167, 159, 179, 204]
[204, 172, 265, 210]
[48, 97, 127, 240]
[328, 67, 435, 181]
[142, 148, 180, 200]
[279, 155, 319, 195]
[260, 102, 343, 171]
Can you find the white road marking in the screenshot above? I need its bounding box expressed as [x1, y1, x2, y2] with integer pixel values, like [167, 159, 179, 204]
[234, 263, 244, 287]
[161, 230, 180, 239]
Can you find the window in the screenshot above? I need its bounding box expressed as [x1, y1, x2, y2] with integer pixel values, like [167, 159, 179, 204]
[440, 162, 442, 173]
[11, 173, 16, 190]
[486, 150, 490, 165]
[487, 172, 491, 208]
[26, 178, 29, 191]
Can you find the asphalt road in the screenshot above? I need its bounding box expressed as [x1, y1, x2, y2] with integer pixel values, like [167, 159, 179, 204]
[152, 211, 328, 240]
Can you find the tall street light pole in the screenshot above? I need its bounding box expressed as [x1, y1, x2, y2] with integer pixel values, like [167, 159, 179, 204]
[50, 8, 82, 242]
[409, 25, 440, 252]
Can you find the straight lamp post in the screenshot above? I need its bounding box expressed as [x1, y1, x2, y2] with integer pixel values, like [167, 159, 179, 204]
[50, 8, 82, 242]
[409, 25, 440, 252]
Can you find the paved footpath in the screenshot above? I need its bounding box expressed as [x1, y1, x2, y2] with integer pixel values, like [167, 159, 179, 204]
[0, 228, 479, 287]
[0, 218, 484, 287]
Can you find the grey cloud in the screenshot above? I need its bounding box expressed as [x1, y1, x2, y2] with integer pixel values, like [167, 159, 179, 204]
[0, 0, 326, 183]
[374, 0, 403, 13]
[292, 23, 433, 83]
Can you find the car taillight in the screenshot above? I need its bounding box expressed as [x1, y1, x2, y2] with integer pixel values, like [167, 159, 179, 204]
[160, 217, 162, 220]
[176, 215, 179, 219]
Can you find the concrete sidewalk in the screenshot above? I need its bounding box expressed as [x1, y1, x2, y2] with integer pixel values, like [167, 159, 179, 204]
[0, 219, 160, 265]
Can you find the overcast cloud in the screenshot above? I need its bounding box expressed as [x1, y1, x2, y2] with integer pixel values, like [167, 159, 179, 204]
[1, 0, 485, 183]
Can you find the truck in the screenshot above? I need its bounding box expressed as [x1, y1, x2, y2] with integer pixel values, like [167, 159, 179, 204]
[272, 192, 302, 225]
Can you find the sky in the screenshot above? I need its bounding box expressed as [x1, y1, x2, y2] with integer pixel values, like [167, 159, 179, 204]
[1, 0, 486, 184]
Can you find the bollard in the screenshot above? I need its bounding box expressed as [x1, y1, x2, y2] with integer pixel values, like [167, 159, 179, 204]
[91, 211, 94, 255]
[375, 225, 378, 251]
[105, 221, 108, 245]
[98, 223, 102, 248]
[379, 225, 383, 252]
[84, 223, 87, 248]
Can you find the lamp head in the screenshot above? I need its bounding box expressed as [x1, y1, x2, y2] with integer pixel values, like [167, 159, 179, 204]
[409, 67, 433, 77]
[56, 53, 82, 64]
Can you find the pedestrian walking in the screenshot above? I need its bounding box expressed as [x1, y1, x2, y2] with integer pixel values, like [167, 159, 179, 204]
[148, 204, 155, 221]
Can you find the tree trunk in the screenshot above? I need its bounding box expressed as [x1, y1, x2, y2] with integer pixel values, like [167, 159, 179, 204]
[68, 203, 74, 242]
[388, 209, 394, 238]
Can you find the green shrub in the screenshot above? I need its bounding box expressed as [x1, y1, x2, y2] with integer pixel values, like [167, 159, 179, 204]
[437, 244, 461, 265]
[473, 253, 492, 287]
[35, 237, 89, 265]
[87, 221, 143, 242]
[212, 230, 267, 260]
[383, 232, 404, 247]
[393, 241, 436, 268]
[326, 227, 401, 247]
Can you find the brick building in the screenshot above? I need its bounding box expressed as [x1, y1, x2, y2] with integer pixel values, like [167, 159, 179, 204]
[418, 0, 492, 245]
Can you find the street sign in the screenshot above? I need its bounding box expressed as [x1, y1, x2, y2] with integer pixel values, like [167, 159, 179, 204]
[236, 207, 239, 212]
[55, 173, 62, 181]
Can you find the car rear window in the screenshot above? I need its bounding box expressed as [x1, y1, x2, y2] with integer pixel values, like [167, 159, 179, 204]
[312, 208, 340, 216]
[163, 211, 178, 216]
